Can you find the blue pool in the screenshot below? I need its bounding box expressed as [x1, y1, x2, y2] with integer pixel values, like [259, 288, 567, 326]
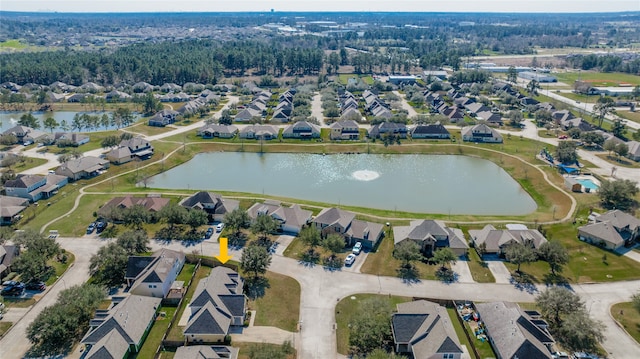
[576, 178, 599, 190]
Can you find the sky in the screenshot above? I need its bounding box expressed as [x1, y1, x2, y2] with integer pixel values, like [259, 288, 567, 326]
[1, 0, 639, 13]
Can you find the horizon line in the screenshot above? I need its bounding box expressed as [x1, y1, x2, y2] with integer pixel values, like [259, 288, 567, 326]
[1, 10, 639, 15]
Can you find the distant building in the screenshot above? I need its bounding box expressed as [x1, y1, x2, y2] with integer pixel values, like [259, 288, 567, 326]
[518, 72, 557, 83]
[388, 75, 418, 85]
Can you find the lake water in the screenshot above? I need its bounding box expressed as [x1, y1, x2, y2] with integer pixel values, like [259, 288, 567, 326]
[0, 111, 141, 133]
[150, 152, 537, 215]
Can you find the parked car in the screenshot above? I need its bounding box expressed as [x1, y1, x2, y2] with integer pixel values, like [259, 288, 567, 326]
[26, 281, 46, 291]
[1, 283, 24, 296]
[2, 280, 18, 288]
[572, 353, 597, 359]
[352, 242, 363, 255]
[87, 222, 96, 234]
[345, 254, 356, 266]
[558, 135, 568, 139]
[553, 352, 569, 359]
[216, 223, 225, 232]
[95, 220, 107, 233]
[205, 227, 214, 239]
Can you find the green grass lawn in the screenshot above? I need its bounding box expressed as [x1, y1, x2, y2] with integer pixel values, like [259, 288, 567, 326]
[9, 157, 48, 172]
[235, 342, 296, 359]
[3, 298, 36, 308]
[611, 302, 640, 344]
[135, 306, 178, 359]
[467, 249, 495, 283]
[555, 72, 640, 87]
[595, 153, 640, 169]
[558, 92, 599, 104]
[0, 39, 27, 48]
[46, 250, 76, 286]
[618, 110, 640, 125]
[25, 193, 114, 235]
[0, 322, 12, 338]
[247, 271, 300, 332]
[335, 294, 412, 355]
[127, 122, 174, 137]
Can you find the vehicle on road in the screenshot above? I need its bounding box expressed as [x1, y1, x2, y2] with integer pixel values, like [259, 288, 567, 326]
[26, 281, 46, 291]
[205, 227, 214, 239]
[345, 254, 356, 266]
[352, 242, 362, 255]
[87, 222, 96, 234]
[216, 223, 225, 232]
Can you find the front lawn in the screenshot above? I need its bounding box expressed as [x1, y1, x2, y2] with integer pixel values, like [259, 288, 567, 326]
[360, 233, 439, 280]
[467, 249, 495, 283]
[46, 250, 76, 286]
[247, 271, 300, 332]
[11, 157, 48, 172]
[612, 302, 640, 344]
[235, 342, 296, 359]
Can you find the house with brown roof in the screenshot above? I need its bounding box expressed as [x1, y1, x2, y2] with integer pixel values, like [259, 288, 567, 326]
[0, 195, 28, 226]
[99, 195, 170, 220]
[55, 156, 109, 181]
[247, 200, 312, 234]
[174, 346, 239, 359]
[184, 267, 246, 343]
[578, 210, 640, 250]
[469, 225, 548, 256]
[125, 249, 185, 298]
[179, 192, 240, 222]
[394, 220, 468, 257]
[392, 300, 464, 359]
[312, 207, 384, 249]
[475, 302, 555, 359]
[81, 295, 162, 359]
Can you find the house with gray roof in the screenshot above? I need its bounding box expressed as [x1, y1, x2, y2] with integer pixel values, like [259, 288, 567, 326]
[578, 210, 640, 250]
[282, 121, 321, 139]
[54, 132, 90, 146]
[247, 200, 312, 234]
[0, 245, 19, 279]
[179, 191, 239, 222]
[184, 267, 246, 343]
[312, 207, 384, 249]
[475, 301, 554, 359]
[627, 141, 640, 162]
[0, 195, 28, 226]
[148, 109, 179, 127]
[174, 345, 238, 359]
[55, 156, 109, 181]
[392, 300, 464, 359]
[411, 123, 450, 139]
[239, 125, 278, 140]
[394, 220, 468, 257]
[560, 117, 593, 132]
[81, 295, 162, 358]
[198, 124, 239, 139]
[368, 121, 408, 139]
[329, 120, 360, 140]
[2, 125, 48, 145]
[125, 248, 185, 298]
[461, 124, 503, 143]
[340, 107, 363, 122]
[468, 225, 548, 256]
[108, 137, 154, 164]
[4, 173, 68, 202]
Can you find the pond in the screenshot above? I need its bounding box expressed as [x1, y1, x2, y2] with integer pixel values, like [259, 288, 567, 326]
[150, 152, 537, 215]
[0, 111, 141, 133]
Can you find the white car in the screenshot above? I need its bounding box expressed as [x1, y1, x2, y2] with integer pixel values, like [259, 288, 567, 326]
[216, 223, 225, 232]
[352, 242, 363, 255]
[345, 254, 356, 266]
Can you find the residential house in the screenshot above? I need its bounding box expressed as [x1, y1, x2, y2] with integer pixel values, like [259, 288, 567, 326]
[282, 121, 321, 139]
[125, 249, 186, 298]
[179, 192, 239, 222]
[98, 195, 170, 219]
[4, 174, 68, 202]
[132, 82, 154, 93]
[461, 124, 503, 143]
[55, 156, 109, 181]
[2, 125, 48, 145]
[160, 83, 182, 93]
[148, 109, 179, 127]
[465, 102, 491, 115]
[67, 93, 89, 103]
[560, 117, 593, 132]
[423, 70, 449, 80]
[578, 210, 640, 250]
[411, 123, 450, 139]
[312, 207, 384, 249]
[469, 225, 548, 256]
[392, 300, 464, 359]
[0, 195, 28, 226]
[79, 82, 105, 93]
[198, 124, 239, 139]
[0, 245, 19, 279]
[54, 132, 90, 146]
[234, 107, 262, 122]
[627, 141, 640, 162]
[184, 267, 246, 343]
[247, 200, 312, 234]
[476, 110, 503, 126]
[174, 346, 239, 359]
[440, 106, 465, 123]
[368, 122, 408, 139]
[105, 90, 132, 102]
[81, 295, 162, 358]
[340, 107, 363, 122]
[551, 110, 574, 124]
[108, 137, 154, 164]
[521, 97, 539, 106]
[179, 98, 207, 116]
[394, 220, 468, 257]
[238, 125, 278, 140]
[329, 120, 360, 140]
[475, 302, 555, 359]
[160, 92, 190, 103]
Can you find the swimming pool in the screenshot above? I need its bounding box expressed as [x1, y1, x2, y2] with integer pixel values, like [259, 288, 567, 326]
[576, 178, 599, 190]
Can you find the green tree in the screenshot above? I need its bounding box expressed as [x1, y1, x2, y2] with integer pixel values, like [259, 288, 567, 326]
[18, 112, 40, 129]
[12, 229, 61, 282]
[251, 214, 279, 240]
[393, 240, 422, 268]
[241, 244, 272, 278]
[89, 242, 128, 287]
[579, 131, 604, 147]
[611, 118, 627, 138]
[223, 208, 250, 236]
[555, 140, 578, 164]
[186, 209, 208, 233]
[160, 203, 188, 229]
[43, 117, 59, 133]
[526, 79, 540, 95]
[432, 248, 457, 269]
[506, 66, 517, 83]
[121, 204, 151, 230]
[536, 286, 582, 328]
[593, 96, 615, 128]
[219, 109, 233, 125]
[349, 296, 394, 355]
[537, 241, 569, 275]
[604, 139, 617, 155]
[101, 135, 120, 149]
[323, 233, 345, 258]
[556, 311, 605, 353]
[614, 142, 629, 159]
[504, 243, 537, 272]
[299, 226, 322, 251]
[116, 229, 149, 254]
[507, 110, 524, 127]
[143, 92, 162, 115]
[598, 179, 639, 210]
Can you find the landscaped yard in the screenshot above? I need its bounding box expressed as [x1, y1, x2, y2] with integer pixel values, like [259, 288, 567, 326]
[618, 110, 640, 125]
[467, 249, 495, 283]
[612, 302, 640, 344]
[247, 271, 301, 332]
[0, 322, 13, 338]
[335, 294, 412, 355]
[235, 342, 296, 359]
[166, 264, 212, 341]
[10, 157, 48, 172]
[46, 250, 76, 286]
[135, 306, 178, 359]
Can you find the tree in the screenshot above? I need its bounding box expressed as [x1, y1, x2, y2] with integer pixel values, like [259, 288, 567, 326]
[323, 233, 345, 256]
[393, 240, 422, 268]
[506, 66, 517, 83]
[58, 153, 73, 164]
[526, 79, 540, 95]
[537, 241, 569, 275]
[116, 229, 149, 254]
[536, 286, 582, 328]
[611, 118, 627, 138]
[299, 226, 322, 251]
[121, 204, 151, 230]
[89, 242, 128, 287]
[240, 244, 271, 278]
[0, 134, 18, 146]
[18, 112, 40, 129]
[555, 140, 578, 164]
[12, 229, 61, 282]
[614, 142, 629, 159]
[186, 209, 208, 233]
[224, 208, 250, 236]
[504, 243, 537, 272]
[101, 135, 120, 149]
[579, 131, 604, 147]
[349, 296, 394, 355]
[143, 92, 162, 115]
[43, 117, 59, 133]
[603, 139, 617, 155]
[534, 109, 553, 127]
[159, 203, 188, 229]
[251, 214, 279, 240]
[432, 248, 457, 269]
[593, 96, 615, 128]
[556, 311, 605, 353]
[219, 109, 232, 125]
[507, 110, 524, 127]
[598, 179, 639, 210]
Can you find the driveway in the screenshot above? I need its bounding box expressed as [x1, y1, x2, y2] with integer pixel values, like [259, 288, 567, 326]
[392, 91, 418, 118]
[451, 260, 475, 283]
[342, 251, 368, 274]
[485, 260, 512, 284]
[310, 93, 326, 126]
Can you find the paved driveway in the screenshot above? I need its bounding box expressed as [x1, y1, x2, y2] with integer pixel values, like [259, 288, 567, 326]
[485, 260, 512, 284]
[451, 260, 475, 283]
